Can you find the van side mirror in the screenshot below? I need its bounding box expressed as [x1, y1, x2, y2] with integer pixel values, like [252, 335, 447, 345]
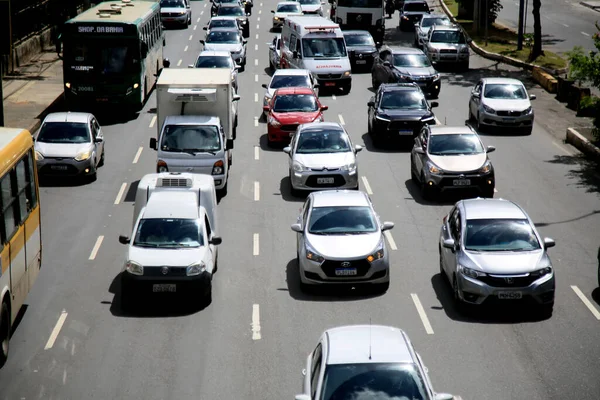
[291, 223, 302, 232]
[271, 10, 275, 13]
[203, 26, 208, 30]
[263, 105, 270, 112]
[529, 94, 537, 100]
[210, 236, 223, 245]
[163, 58, 171, 68]
[226, 139, 234, 150]
[118, 235, 130, 245]
[200, 39, 206, 44]
[149, 138, 158, 150]
[283, 146, 291, 154]
[262, 83, 268, 89]
[354, 144, 363, 153]
[188, 64, 195, 68]
[314, 83, 320, 89]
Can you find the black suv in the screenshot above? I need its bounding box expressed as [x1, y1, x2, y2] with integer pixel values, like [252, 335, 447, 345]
[399, 0, 432, 31]
[216, 4, 250, 37]
[367, 83, 438, 147]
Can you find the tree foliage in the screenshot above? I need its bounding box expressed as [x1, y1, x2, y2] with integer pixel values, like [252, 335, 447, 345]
[456, 0, 503, 25]
[566, 22, 600, 89]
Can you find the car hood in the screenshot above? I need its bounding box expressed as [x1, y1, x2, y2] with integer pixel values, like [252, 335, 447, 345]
[294, 152, 354, 169]
[428, 153, 487, 173]
[274, 11, 304, 18]
[204, 43, 244, 53]
[35, 142, 92, 158]
[461, 249, 547, 274]
[378, 108, 431, 120]
[482, 98, 531, 112]
[161, 7, 186, 13]
[271, 111, 320, 123]
[300, 4, 321, 12]
[307, 232, 382, 259]
[348, 45, 377, 54]
[393, 65, 436, 77]
[127, 246, 205, 267]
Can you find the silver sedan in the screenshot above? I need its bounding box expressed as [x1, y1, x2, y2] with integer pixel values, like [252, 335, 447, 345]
[291, 190, 394, 292]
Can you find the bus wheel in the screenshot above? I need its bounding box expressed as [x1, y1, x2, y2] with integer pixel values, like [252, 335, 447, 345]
[0, 301, 10, 367]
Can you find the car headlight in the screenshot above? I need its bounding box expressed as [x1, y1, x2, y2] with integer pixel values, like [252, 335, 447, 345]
[187, 261, 206, 276]
[375, 114, 390, 122]
[460, 47, 469, 53]
[212, 160, 224, 175]
[125, 260, 143, 276]
[530, 266, 552, 277]
[432, 73, 440, 80]
[340, 162, 356, 172]
[482, 104, 495, 114]
[305, 243, 325, 263]
[274, 16, 280, 20]
[428, 162, 442, 174]
[74, 150, 92, 161]
[35, 150, 44, 161]
[268, 115, 281, 127]
[524, 106, 533, 114]
[367, 240, 384, 263]
[479, 160, 492, 174]
[458, 264, 486, 279]
[293, 161, 308, 172]
[343, 71, 351, 77]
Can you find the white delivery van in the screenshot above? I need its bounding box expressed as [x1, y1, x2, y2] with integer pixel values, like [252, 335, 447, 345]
[280, 16, 352, 94]
[155, 68, 240, 141]
[118, 172, 221, 309]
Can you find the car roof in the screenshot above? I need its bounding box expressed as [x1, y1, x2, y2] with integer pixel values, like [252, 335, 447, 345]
[343, 30, 372, 36]
[277, 1, 301, 5]
[481, 77, 525, 85]
[198, 50, 233, 57]
[273, 68, 311, 76]
[431, 24, 460, 31]
[380, 82, 421, 92]
[209, 16, 238, 21]
[299, 121, 344, 133]
[429, 125, 476, 135]
[385, 46, 425, 55]
[325, 325, 415, 365]
[163, 115, 221, 126]
[218, 3, 242, 7]
[144, 191, 200, 219]
[43, 112, 92, 124]
[422, 13, 449, 18]
[462, 198, 528, 220]
[274, 87, 315, 95]
[310, 190, 369, 208]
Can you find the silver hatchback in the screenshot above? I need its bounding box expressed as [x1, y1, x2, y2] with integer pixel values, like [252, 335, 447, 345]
[439, 198, 556, 314]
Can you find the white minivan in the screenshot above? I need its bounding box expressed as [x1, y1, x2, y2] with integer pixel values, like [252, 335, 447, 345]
[280, 16, 352, 94]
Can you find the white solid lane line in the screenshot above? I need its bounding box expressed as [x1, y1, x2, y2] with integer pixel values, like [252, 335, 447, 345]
[132, 147, 143, 164]
[254, 181, 260, 201]
[149, 115, 157, 128]
[253, 233, 260, 256]
[89, 236, 105, 261]
[44, 310, 68, 350]
[177, 59, 182, 67]
[252, 304, 262, 340]
[255, 146, 260, 160]
[338, 114, 345, 125]
[553, 141, 576, 156]
[571, 285, 600, 320]
[383, 230, 397, 251]
[360, 176, 373, 195]
[411, 294, 434, 334]
[114, 182, 127, 205]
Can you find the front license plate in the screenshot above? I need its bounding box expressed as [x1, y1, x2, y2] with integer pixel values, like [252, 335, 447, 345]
[153, 284, 176, 293]
[453, 179, 471, 186]
[502, 118, 515, 122]
[497, 291, 522, 300]
[50, 165, 68, 170]
[324, 82, 336, 87]
[317, 177, 335, 184]
[356, 60, 367, 64]
[398, 129, 413, 135]
[335, 268, 358, 276]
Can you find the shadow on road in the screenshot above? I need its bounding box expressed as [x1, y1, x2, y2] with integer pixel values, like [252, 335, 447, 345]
[545, 154, 600, 195]
[404, 178, 472, 206]
[360, 132, 414, 153]
[279, 176, 306, 202]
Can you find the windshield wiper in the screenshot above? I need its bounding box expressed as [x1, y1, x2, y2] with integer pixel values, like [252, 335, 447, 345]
[181, 148, 218, 155]
[134, 242, 159, 248]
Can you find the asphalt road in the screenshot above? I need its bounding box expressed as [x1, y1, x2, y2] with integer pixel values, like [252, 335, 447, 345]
[497, 0, 599, 53]
[0, 0, 599, 399]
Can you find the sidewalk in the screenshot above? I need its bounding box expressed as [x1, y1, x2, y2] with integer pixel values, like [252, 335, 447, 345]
[2, 46, 64, 133]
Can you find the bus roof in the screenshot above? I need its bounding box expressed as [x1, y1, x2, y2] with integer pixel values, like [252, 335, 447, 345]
[66, 0, 158, 24]
[0, 128, 33, 177]
[157, 68, 232, 86]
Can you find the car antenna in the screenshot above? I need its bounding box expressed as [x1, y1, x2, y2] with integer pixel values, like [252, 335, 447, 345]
[368, 318, 372, 360]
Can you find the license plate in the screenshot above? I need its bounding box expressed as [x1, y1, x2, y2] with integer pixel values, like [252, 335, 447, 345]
[497, 291, 522, 300]
[153, 284, 176, 293]
[453, 179, 471, 186]
[317, 177, 334, 184]
[335, 268, 357, 276]
[502, 118, 515, 122]
[356, 60, 367, 64]
[398, 129, 413, 135]
[324, 82, 336, 87]
[50, 165, 68, 170]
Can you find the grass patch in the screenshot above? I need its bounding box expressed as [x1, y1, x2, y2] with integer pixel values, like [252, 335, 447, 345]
[442, 0, 567, 70]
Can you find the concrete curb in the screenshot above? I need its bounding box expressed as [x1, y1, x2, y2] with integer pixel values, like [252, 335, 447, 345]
[532, 66, 558, 93]
[25, 92, 65, 134]
[579, 1, 600, 12]
[566, 127, 600, 161]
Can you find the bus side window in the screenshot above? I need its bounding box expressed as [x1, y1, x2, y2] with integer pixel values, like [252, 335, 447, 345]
[0, 172, 17, 242]
[25, 151, 37, 210]
[15, 159, 29, 222]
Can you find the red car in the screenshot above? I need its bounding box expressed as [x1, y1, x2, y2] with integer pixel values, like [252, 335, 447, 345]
[263, 87, 328, 146]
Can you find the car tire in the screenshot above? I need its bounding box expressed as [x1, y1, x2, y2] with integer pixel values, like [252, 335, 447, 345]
[468, 108, 475, 122]
[217, 180, 228, 198]
[98, 149, 105, 167]
[476, 112, 486, 133]
[120, 278, 135, 312]
[597, 263, 600, 287]
[341, 83, 351, 95]
[460, 61, 469, 71]
[88, 164, 97, 183]
[0, 301, 10, 367]
[438, 247, 447, 281]
[188, 15, 192, 26]
[214, 255, 219, 274]
[203, 282, 213, 307]
[523, 126, 533, 135]
[410, 164, 418, 184]
[453, 275, 468, 314]
[372, 77, 379, 90]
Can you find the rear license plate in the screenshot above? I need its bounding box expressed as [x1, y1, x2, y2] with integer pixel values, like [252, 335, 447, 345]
[153, 284, 176, 293]
[497, 291, 522, 300]
[335, 268, 357, 276]
[356, 60, 367, 64]
[324, 82, 336, 87]
[50, 165, 68, 171]
[398, 129, 413, 135]
[317, 177, 335, 184]
[453, 179, 471, 186]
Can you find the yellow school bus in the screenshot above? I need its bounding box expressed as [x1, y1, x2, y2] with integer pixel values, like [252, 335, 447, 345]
[0, 128, 42, 367]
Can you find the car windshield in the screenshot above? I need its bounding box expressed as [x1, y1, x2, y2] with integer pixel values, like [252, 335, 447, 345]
[302, 38, 347, 58]
[160, 0, 185, 7]
[404, 2, 429, 12]
[483, 83, 527, 99]
[218, 6, 245, 16]
[273, 94, 318, 112]
[296, 129, 351, 154]
[393, 54, 431, 67]
[195, 55, 233, 68]
[209, 20, 238, 29]
[207, 31, 241, 43]
[430, 30, 466, 43]
[380, 91, 427, 110]
[464, 219, 541, 252]
[428, 134, 484, 155]
[134, 218, 204, 248]
[270, 74, 311, 89]
[277, 4, 301, 12]
[37, 122, 90, 144]
[421, 17, 451, 27]
[299, 0, 320, 4]
[309, 206, 377, 235]
[160, 125, 221, 153]
[344, 34, 375, 46]
[320, 363, 429, 400]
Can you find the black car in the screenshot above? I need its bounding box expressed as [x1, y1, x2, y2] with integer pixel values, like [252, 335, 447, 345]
[399, 0, 432, 31]
[367, 83, 438, 147]
[344, 31, 380, 71]
[371, 46, 441, 97]
[216, 4, 250, 37]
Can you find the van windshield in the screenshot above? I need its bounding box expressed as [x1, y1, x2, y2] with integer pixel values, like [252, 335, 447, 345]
[302, 38, 347, 58]
[160, 125, 221, 153]
[134, 218, 204, 248]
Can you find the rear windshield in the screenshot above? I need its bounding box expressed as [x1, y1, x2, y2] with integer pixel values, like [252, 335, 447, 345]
[270, 74, 311, 89]
[272, 94, 318, 112]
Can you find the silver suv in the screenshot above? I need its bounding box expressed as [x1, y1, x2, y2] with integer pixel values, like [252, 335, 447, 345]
[424, 24, 470, 70]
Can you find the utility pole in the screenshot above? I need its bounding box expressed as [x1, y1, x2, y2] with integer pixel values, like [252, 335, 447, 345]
[0, 60, 4, 127]
[517, 0, 525, 50]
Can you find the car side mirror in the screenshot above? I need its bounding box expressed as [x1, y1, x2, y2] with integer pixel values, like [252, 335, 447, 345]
[226, 139, 234, 150]
[314, 83, 320, 89]
[376, 42, 382, 49]
[442, 238, 455, 250]
[291, 223, 302, 232]
[543, 237, 556, 249]
[149, 137, 157, 150]
[199, 40, 205, 44]
[118, 235, 130, 245]
[163, 58, 171, 68]
[94, 136, 103, 143]
[429, 8, 434, 11]
[209, 236, 223, 245]
[383, 61, 391, 67]
[188, 64, 195, 68]
[295, 395, 311, 400]
[414, 146, 425, 154]
[243, 38, 248, 44]
[529, 94, 537, 100]
[367, 101, 375, 107]
[263, 105, 270, 112]
[233, 94, 241, 101]
[321, 105, 329, 111]
[235, 65, 242, 70]
[430, 101, 439, 108]
[472, 91, 479, 98]
[467, 38, 473, 44]
[381, 221, 394, 231]
[434, 394, 454, 400]
[354, 144, 363, 153]
[293, 50, 299, 59]
[486, 145, 496, 153]
[262, 83, 268, 89]
[203, 26, 208, 30]
[271, 9, 275, 13]
[283, 146, 292, 154]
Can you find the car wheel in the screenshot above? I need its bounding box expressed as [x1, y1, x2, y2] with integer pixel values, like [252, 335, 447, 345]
[269, 59, 274, 70]
[431, 90, 440, 99]
[468, 107, 475, 122]
[476, 112, 486, 133]
[120, 278, 135, 312]
[523, 126, 533, 135]
[98, 149, 105, 167]
[341, 83, 351, 95]
[217, 180, 228, 198]
[410, 163, 418, 183]
[0, 301, 10, 367]
[597, 263, 600, 287]
[453, 275, 468, 314]
[214, 255, 219, 274]
[88, 164, 97, 183]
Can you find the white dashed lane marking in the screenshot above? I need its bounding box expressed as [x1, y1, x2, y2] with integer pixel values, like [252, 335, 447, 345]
[44, 310, 68, 350]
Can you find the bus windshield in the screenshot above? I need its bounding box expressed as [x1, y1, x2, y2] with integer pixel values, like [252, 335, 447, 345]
[302, 38, 347, 58]
[337, 0, 382, 8]
[65, 38, 138, 76]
